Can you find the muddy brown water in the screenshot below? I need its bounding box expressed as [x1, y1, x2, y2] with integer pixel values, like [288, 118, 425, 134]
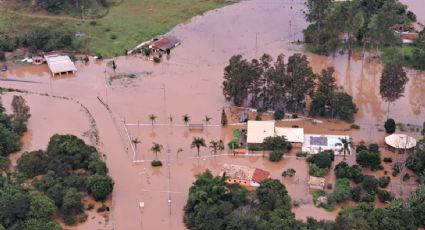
[0, 0, 424, 229]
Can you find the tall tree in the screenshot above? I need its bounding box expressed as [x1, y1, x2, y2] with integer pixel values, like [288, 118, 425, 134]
[336, 137, 352, 160]
[191, 137, 206, 157]
[379, 62, 408, 117]
[148, 114, 157, 126]
[182, 114, 190, 126]
[11, 95, 31, 135]
[149, 142, 163, 160]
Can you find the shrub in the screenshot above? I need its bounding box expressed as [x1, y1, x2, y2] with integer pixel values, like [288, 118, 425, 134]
[227, 140, 239, 149]
[378, 176, 391, 188]
[350, 165, 364, 183]
[248, 144, 262, 151]
[368, 143, 379, 153]
[356, 144, 368, 153]
[110, 34, 117, 40]
[282, 168, 296, 177]
[383, 157, 393, 163]
[0, 51, 5, 61]
[307, 151, 333, 169]
[350, 124, 360, 129]
[362, 175, 379, 194]
[356, 150, 381, 170]
[309, 163, 329, 177]
[384, 118, 396, 134]
[296, 151, 308, 157]
[328, 179, 352, 203]
[334, 161, 350, 179]
[96, 53, 103, 59]
[403, 173, 411, 182]
[262, 136, 289, 151]
[97, 204, 107, 213]
[377, 189, 393, 202]
[86, 174, 114, 201]
[273, 110, 285, 120]
[351, 185, 362, 202]
[151, 160, 162, 167]
[269, 150, 283, 162]
[292, 114, 298, 119]
[361, 193, 375, 203]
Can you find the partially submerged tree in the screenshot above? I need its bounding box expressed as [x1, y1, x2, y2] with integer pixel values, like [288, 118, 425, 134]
[221, 109, 228, 126]
[148, 114, 157, 126]
[191, 137, 206, 157]
[150, 142, 163, 160]
[182, 114, 190, 126]
[11, 95, 31, 135]
[379, 62, 408, 117]
[336, 137, 352, 160]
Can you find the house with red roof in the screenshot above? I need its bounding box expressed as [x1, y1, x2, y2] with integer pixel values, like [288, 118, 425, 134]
[220, 164, 270, 187]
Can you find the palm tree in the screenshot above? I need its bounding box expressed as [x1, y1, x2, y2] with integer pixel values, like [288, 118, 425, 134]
[131, 138, 141, 154]
[191, 137, 206, 157]
[150, 142, 163, 160]
[148, 114, 157, 126]
[182, 114, 190, 126]
[204, 115, 212, 126]
[209, 141, 219, 155]
[218, 140, 225, 152]
[336, 137, 352, 160]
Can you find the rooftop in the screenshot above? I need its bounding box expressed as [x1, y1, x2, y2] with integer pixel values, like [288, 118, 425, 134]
[247, 120, 275, 144]
[252, 168, 270, 183]
[275, 127, 304, 143]
[45, 55, 77, 75]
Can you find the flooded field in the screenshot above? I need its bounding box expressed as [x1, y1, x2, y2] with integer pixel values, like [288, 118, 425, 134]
[1, 0, 424, 229]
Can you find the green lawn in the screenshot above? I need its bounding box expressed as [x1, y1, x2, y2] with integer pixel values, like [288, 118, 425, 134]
[0, 0, 231, 57]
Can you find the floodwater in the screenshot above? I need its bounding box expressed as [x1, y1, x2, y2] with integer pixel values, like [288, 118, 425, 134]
[0, 0, 424, 229]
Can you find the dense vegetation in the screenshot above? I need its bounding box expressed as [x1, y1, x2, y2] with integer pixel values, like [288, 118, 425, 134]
[184, 171, 425, 230]
[0, 96, 30, 156]
[303, 0, 414, 54]
[222, 53, 357, 122]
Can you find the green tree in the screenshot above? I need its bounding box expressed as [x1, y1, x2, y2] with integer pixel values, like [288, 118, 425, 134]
[28, 192, 57, 220]
[379, 62, 408, 117]
[0, 184, 30, 228]
[328, 178, 352, 203]
[61, 188, 83, 225]
[262, 136, 289, 151]
[21, 218, 61, 230]
[191, 137, 206, 157]
[11, 95, 31, 135]
[16, 150, 48, 178]
[149, 142, 163, 160]
[88, 160, 108, 175]
[86, 174, 114, 201]
[256, 179, 291, 211]
[408, 185, 425, 226]
[356, 150, 381, 170]
[362, 175, 379, 194]
[384, 118, 396, 134]
[0, 124, 20, 156]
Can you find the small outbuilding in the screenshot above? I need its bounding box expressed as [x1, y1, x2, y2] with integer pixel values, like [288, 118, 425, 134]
[150, 36, 180, 52]
[45, 55, 77, 77]
[308, 176, 325, 190]
[247, 120, 275, 144]
[385, 134, 417, 150]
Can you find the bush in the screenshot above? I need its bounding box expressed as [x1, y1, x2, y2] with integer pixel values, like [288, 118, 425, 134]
[282, 168, 296, 177]
[273, 110, 285, 120]
[0, 51, 5, 61]
[350, 124, 360, 129]
[362, 175, 379, 194]
[356, 144, 368, 153]
[350, 165, 364, 183]
[296, 151, 308, 157]
[377, 189, 393, 202]
[356, 150, 381, 170]
[384, 118, 396, 134]
[248, 144, 262, 151]
[334, 161, 350, 179]
[361, 193, 375, 203]
[97, 204, 107, 213]
[403, 173, 411, 182]
[309, 163, 329, 177]
[269, 150, 283, 162]
[307, 151, 333, 169]
[368, 143, 379, 153]
[383, 157, 393, 163]
[227, 140, 240, 149]
[151, 160, 162, 167]
[262, 136, 289, 151]
[86, 174, 114, 201]
[378, 176, 391, 188]
[328, 179, 352, 204]
[351, 185, 362, 202]
[292, 114, 298, 119]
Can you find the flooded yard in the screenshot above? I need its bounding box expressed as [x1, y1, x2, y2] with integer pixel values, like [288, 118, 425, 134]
[0, 0, 424, 229]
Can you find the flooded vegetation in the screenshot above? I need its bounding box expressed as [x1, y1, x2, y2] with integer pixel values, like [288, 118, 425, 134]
[0, 0, 424, 229]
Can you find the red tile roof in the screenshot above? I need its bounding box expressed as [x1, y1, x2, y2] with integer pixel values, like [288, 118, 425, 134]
[252, 168, 270, 183]
[401, 33, 419, 40]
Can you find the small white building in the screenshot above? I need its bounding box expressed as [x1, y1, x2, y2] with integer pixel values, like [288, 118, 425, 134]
[275, 127, 304, 144]
[302, 134, 350, 155]
[308, 176, 325, 190]
[247, 121, 275, 144]
[45, 55, 77, 77]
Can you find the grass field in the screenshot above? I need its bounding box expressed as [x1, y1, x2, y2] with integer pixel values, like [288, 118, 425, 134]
[0, 0, 232, 57]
